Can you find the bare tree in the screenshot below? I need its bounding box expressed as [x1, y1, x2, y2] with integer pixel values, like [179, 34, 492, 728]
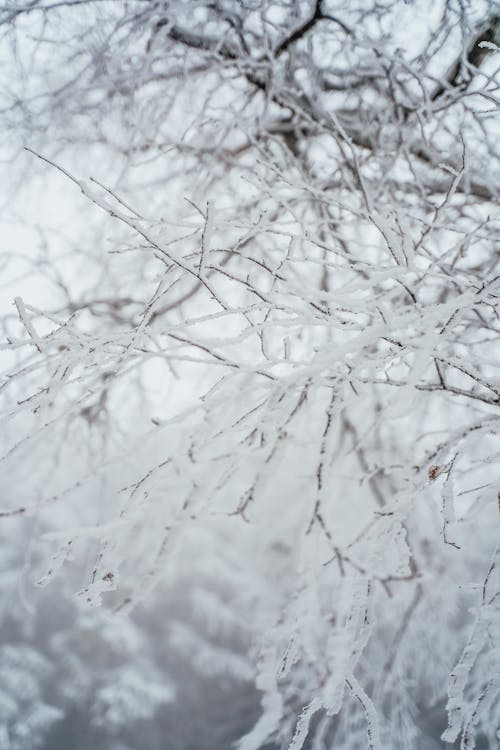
[0, 1, 499, 748]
